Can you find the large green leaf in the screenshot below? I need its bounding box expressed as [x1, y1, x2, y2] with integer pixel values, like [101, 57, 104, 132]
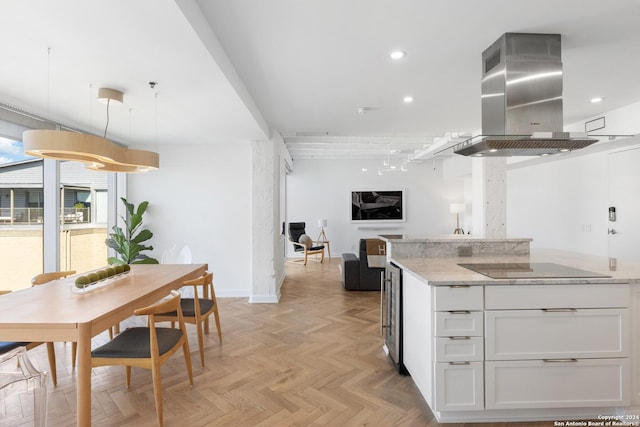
[128, 213, 143, 236]
[132, 229, 153, 244]
[107, 198, 159, 265]
[121, 197, 134, 216]
[136, 201, 149, 217]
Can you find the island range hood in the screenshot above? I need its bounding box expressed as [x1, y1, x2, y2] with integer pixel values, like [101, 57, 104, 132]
[454, 33, 597, 157]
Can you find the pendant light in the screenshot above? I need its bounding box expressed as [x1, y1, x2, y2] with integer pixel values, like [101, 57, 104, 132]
[22, 48, 159, 172]
[24, 87, 159, 172]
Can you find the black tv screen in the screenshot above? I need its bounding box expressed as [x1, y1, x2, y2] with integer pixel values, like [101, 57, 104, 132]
[351, 190, 404, 222]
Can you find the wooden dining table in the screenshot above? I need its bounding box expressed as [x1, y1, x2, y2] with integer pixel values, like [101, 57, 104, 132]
[0, 263, 207, 426]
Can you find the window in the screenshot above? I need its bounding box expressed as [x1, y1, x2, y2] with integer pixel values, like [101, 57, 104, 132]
[0, 124, 115, 290]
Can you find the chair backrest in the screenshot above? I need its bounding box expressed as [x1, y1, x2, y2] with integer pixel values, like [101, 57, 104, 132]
[179, 245, 192, 264]
[31, 270, 76, 286]
[161, 244, 177, 264]
[183, 272, 215, 301]
[137, 290, 185, 356]
[135, 290, 182, 318]
[288, 222, 306, 243]
[161, 245, 193, 264]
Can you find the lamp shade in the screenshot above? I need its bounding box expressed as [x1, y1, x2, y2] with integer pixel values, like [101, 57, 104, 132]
[317, 219, 327, 228]
[449, 203, 465, 214]
[23, 130, 159, 172]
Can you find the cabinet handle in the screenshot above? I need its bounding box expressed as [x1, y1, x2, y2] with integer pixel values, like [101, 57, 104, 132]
[448, 361, 471, 365]
[449, 285, 471, 288]
[448, 310, 471, 314]
[541, 308, 577, 312]
[543, 358, 578, 363]
[448, 336, 471, 340]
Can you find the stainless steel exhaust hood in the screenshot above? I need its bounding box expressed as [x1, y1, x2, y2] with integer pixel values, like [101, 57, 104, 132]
[454, 33, 597, 157]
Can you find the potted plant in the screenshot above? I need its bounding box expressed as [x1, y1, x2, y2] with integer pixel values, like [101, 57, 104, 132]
[106, 197, 159, 264]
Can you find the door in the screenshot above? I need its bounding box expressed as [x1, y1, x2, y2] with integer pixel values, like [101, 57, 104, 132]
[608, 147, 640, 261]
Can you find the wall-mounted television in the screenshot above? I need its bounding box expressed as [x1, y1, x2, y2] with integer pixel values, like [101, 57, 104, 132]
[351, 190, 405, 222]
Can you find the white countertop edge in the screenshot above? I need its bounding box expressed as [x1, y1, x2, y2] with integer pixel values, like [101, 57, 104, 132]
[379, 235, 533, 243]
[391, 249, 640, 285]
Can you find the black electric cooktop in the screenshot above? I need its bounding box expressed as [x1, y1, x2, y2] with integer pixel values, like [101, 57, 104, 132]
[457, 262, 612, 279]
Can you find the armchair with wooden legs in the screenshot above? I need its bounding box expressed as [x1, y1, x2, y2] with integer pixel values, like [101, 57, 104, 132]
[156, 272, 221, 367]
[90, 290, 193, 427]
[288, 222, 325, 265]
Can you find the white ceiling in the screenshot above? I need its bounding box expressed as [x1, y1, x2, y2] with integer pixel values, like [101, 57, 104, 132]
[1, 0, 639, 163]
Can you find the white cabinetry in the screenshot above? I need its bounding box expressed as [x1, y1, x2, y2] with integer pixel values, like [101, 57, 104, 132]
[486, 358, 630, 409]
[632, 285, 640, 406]
[433, 285, 484, 411]
[402, 270, 433, 406]
[485, 308, 628, 360]
[484, 284, 630, 410]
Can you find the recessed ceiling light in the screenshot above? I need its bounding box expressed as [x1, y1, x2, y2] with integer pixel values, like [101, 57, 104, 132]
[390, 50, 406, 60]
[489, 148, 498, 153]
[361, 168, 368, 172]
[591, 97, 603, 103]
[403, 96, 414, 103]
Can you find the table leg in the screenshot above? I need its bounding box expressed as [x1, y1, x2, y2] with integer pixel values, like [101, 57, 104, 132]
[77, 323, 92, 426]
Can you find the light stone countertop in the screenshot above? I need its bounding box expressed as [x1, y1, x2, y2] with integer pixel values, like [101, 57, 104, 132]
[391, 249, 640, 286]
[379, 234, 533, 243]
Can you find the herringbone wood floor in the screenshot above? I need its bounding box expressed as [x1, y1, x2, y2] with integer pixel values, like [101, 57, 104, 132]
[1, 259, 555, 427]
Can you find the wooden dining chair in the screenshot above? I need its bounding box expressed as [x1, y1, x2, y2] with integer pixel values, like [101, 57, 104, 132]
[0, 290, 58, 386]
[91, 290, 194, 427]
[30, 270, 76, 286]
[156, 272, 222, 367]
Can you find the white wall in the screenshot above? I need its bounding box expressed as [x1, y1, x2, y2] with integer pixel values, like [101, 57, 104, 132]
[506, 151, 609, 256]
[128, 142, 252, 297]
[286, 158, 465, 257]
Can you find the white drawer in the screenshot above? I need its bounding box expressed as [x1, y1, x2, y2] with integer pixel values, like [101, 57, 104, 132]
[435, 311, 483, 337]
[485, 358, 630, 409]
[434, 361, 484, 411]
[433, 285, 483, 311]
[485, 308, 628, 360]
[485, 284, 629, 310]
[434, 337, 484, 362]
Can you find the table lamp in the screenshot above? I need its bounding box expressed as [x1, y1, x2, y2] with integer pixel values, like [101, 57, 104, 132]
[449, 203, 465, 234]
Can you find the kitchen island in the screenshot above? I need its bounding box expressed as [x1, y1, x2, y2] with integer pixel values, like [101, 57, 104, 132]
[388, 247, 640, 423]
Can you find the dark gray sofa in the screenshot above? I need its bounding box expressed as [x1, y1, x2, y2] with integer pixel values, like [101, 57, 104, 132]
[340, 239, 385, 291]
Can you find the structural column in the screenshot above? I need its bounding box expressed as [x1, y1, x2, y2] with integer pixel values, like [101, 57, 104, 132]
[471, 157, 506, 238]
[250, 139, 278, 303]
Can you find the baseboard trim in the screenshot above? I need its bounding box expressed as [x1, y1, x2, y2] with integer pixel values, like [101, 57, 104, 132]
[249, 294, 280, 304]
